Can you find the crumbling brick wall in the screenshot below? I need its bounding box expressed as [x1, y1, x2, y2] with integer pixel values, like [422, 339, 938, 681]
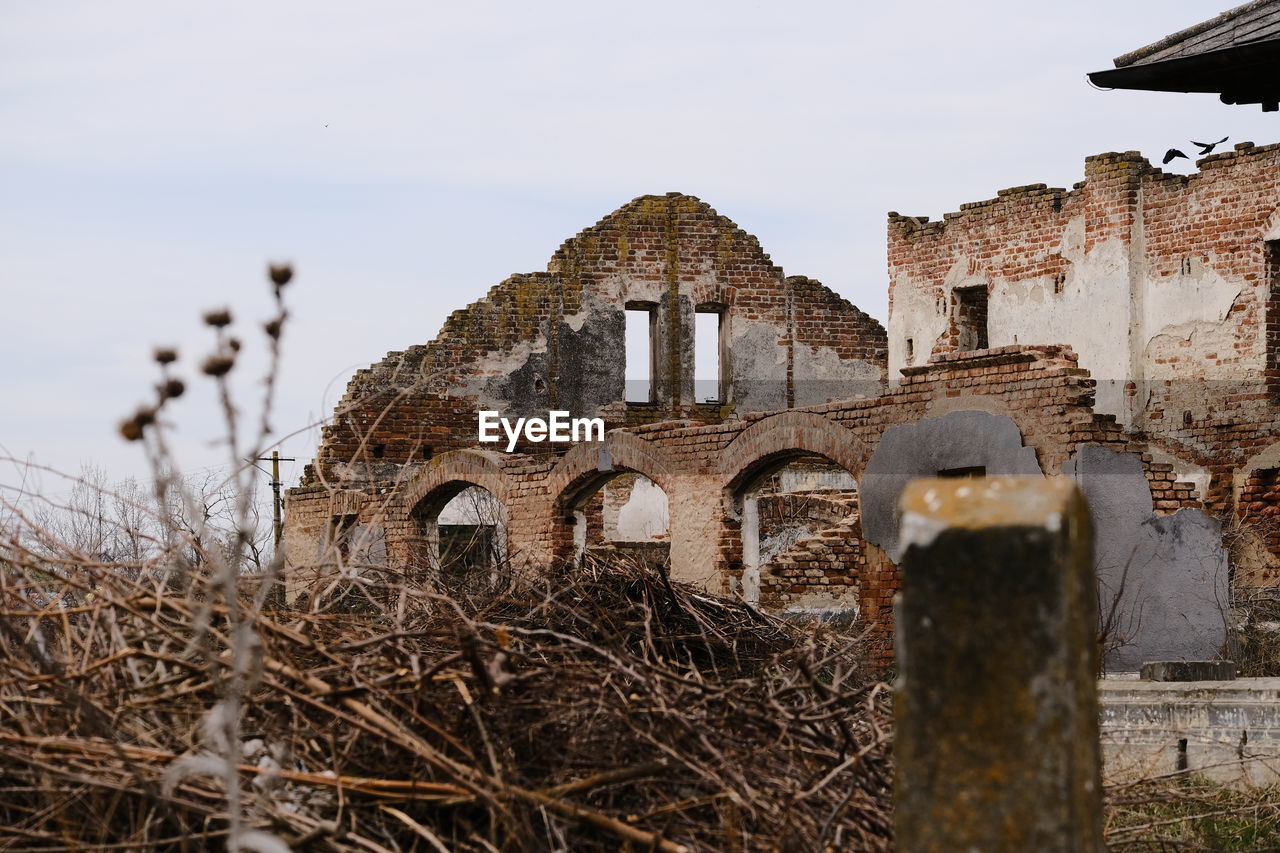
[288, 193, 889, 565]
[284, 178, 1234, 666]
[887, 141, 1280, 542]
[298, 192, 887, 489]
[285, 345, 1202, 667]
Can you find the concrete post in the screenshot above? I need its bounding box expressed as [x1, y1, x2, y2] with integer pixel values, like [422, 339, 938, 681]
[894, 477, 1103, 853]
[740, 492, 760, 603]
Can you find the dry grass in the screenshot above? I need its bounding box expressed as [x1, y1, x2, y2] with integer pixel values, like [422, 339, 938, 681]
[1106, 775, 1280, 851]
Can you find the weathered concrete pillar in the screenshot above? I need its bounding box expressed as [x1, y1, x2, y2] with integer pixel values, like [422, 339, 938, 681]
[740, 492, 760, 603]
[665, 473, 722, 589]
[895, 477, 1103, 853]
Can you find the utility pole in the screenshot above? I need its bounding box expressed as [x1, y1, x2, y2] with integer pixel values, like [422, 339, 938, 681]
[256, 451, 296, 547]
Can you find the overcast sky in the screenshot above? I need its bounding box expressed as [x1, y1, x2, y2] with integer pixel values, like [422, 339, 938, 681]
[2, 0, 1277, 497]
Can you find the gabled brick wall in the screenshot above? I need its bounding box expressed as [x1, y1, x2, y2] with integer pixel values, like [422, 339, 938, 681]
[298, 193, 887, 495]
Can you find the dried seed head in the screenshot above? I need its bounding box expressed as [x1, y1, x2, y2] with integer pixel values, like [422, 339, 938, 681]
[263, 318, 283, 339]
[154, 347, 178, 365]
[202, 354, 235, 377]
[161, 378, 186, 399]
[203, 309, 233, 328]
[119, 406, 156, 441]
[268, 264, 293, 286]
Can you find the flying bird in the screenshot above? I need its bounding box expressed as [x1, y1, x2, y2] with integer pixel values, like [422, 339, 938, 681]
[1163, 148, 1188, 165]
[1191, 136, 1228, 155]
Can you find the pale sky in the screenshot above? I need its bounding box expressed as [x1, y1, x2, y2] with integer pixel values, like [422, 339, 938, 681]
[2, 1, 1277, 497]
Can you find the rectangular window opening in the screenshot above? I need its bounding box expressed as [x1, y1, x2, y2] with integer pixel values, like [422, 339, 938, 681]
[330, 513, 359, 560]
[695, 309, 723, 404]
[955, 286, 989, 352]
[938, 466, 986, 478]
[625, 306, 655, 403]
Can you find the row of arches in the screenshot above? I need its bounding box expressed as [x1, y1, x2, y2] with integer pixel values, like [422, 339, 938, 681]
[401, 412, 875, 612]
[318, 399, 1250, 668]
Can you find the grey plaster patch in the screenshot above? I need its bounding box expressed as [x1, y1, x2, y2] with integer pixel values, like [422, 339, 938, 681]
[862, 410, 1042, 560]
[1064, 445, 1227, 672]
[554, 309, 626, 416]
[477, 308, 626, 419]
[792, 343, 882, 407]
[729, 321, 788, 412]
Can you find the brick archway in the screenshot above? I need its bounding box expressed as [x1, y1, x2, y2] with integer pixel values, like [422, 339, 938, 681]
[545, 431, 674, 562]
[715, 411, 869, 611]
[402, 449, 512, 518]
[546, 430, 674, 510]
[719, 411, 869, 493]
[397, 449, 514, 574]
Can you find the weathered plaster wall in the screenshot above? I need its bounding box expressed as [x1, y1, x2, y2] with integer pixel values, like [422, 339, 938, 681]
[1101, 678, 1280, 789]
[861, 410, 1043, 562]
[888, 144, 1280, 436]
[887, 143, 1280, 584]
[1064, 445, 1228, 671]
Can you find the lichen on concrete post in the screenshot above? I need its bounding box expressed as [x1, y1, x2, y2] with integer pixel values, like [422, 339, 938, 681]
[894, 476, 1103, 853]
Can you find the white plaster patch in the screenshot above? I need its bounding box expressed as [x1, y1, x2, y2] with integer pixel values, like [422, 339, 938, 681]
[1142, 261, 1251, 379]
[990, 237, 1128, 371]
[1144, 262, 1240, 333]
[614, 475, 669, 540]
[985, 234, 1132, 418]
[887, 271, 948, 376]
[1062, 215, 1085, 261]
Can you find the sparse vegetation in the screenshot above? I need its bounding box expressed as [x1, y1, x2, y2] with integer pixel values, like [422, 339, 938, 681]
[1106, 776, 1280, 851]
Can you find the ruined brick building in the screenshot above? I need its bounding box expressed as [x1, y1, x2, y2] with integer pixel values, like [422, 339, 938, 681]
[888, 141, 1280, 587]
[284, 143, 1280, 669]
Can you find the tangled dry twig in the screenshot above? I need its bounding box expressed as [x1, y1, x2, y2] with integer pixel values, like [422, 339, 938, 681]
[0, 550, 892, 852]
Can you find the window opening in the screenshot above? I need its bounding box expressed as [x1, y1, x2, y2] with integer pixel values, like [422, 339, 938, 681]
[938, 466, 986, 478]
[955, 286, 989, 352]
[694, 309, 723, 403]
[625, 306, 655, 403]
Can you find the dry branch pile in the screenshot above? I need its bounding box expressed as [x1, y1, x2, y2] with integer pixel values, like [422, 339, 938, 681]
[0, 555, 892, 852]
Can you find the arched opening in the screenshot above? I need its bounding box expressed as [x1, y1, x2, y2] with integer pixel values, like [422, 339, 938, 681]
[730, 452, 861, 617]
[1235, 440, 1280, 589]
[544, 431, 675, 568]
[410, 481, 509, 589]
[562, 471, 670, 567]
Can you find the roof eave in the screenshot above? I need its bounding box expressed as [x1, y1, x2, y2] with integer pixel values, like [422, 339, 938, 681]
[1088, 38, 1280, 108]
